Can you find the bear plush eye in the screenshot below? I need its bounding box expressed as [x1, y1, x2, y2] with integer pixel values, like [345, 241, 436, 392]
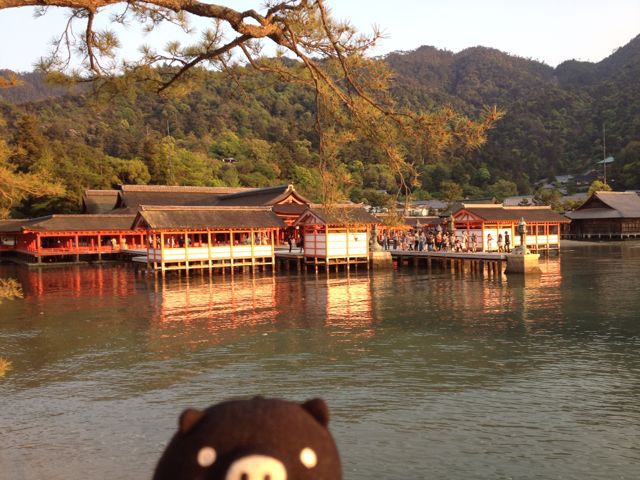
[197, 446, 217, 467]
[299, 447, 317, 469]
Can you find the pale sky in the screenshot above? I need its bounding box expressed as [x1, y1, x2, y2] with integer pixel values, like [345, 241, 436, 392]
[0, 0, 639, 72]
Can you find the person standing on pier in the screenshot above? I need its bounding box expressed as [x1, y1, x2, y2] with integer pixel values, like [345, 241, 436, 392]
[497, 233, 504, 253]
[486, 233, 493, 252]
[504, 231, 511, 253]
[471, 232, 478, 252]
[462, 231, 469, 252]
[454, 235, 462, 252]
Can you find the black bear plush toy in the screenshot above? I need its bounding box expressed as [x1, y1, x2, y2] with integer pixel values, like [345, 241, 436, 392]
[153, 396, 342, 480]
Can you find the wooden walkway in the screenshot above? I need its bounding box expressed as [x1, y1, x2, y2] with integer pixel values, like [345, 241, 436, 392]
[391, 249, 507, 275]
[275, 248, 508, 275]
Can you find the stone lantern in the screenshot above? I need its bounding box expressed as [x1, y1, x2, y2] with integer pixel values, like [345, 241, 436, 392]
[517, 217, 527, 253]
[505, 216, 540, 274]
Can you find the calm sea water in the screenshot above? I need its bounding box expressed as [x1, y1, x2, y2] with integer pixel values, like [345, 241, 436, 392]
[1, 243, 640, 479]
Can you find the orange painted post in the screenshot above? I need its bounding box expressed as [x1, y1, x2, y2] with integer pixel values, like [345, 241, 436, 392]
[184, 231, 189, 272]
[146, 231, 150, 271]
[271, 228, 275, 271]
[207, 230, 212, 272]
[229, 230, 235, 271]
[160, 232, 165, 273]
[36, 233, 41, 261]
[250, 228, 256, 271]
[152, 233, 157, 271]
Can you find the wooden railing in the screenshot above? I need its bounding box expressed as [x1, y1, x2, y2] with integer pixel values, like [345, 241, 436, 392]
[147, 245, 274, 262]
[16, 244, 144, 256]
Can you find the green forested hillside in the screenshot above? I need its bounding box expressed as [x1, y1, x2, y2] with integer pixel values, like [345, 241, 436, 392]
[1, 35, 640, 216]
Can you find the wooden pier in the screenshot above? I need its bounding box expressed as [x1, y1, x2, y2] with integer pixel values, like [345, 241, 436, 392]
[275, 248, 507, 275]
[275, 250, 368, 273]
[390, 250, 507, 276]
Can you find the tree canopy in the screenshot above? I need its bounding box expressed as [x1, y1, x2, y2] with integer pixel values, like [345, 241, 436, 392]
[0, 0, 500, 207]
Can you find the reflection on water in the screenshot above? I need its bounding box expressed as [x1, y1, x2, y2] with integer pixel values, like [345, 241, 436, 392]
[1, 244, 640, 480]
[149, 275, 278, 352]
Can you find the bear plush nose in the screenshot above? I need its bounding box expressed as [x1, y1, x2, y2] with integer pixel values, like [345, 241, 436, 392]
[225, 455, 287, 480]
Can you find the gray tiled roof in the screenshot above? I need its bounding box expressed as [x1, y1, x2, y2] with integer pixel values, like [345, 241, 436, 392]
[134, 206, 285, 230]
[0, 219, 29, 233]
[217, 185, 311, 206]
[457, 206, 570, 223]
[589, 191, 640, 217]
[83, 190, 119, 214]
[565, 208, 622, 220]
[116, 185, 251, 210]
[6, 215, 136, 232]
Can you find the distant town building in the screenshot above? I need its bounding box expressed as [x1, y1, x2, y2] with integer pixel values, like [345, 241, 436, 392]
[395, 199, 448, 217]
[503, 195, 537, 207]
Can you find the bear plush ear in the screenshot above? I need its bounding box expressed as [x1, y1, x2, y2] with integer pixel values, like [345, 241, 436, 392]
[301, 398, 330, 427]
[179, 408, 205, 434]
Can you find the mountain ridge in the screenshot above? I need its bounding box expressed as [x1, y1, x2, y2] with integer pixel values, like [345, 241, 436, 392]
[1, 34, 639, 215]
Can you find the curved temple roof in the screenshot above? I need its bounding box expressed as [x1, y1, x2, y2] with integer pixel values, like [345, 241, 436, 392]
[0, 215, 135, 233]
[133, 206, 286, 230]
[454, 204, 570, 223]
[566, 191, 640, 219]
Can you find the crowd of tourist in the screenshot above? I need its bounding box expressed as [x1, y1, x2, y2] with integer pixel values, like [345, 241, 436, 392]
[378, 229, 512, 253]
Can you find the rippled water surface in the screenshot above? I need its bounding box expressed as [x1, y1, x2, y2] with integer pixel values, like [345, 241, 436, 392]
[1, 243, 640, 479]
